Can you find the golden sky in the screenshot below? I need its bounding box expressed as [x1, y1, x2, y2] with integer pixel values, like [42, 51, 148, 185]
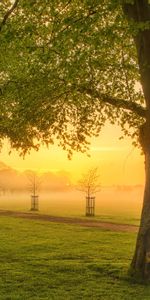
[0, 123, 144, 186]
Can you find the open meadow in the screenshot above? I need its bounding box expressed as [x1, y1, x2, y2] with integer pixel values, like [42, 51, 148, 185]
[0, 215, 150, 300]
[0, 187, 143, 225]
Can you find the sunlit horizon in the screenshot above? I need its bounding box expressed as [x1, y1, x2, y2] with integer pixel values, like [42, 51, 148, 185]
[0, 123, 144, 186]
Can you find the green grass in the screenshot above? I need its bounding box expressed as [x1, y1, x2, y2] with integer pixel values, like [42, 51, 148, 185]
[0, 216, 149, 300]
[76, 214, 140, 226]
[6, 207, 140, 226]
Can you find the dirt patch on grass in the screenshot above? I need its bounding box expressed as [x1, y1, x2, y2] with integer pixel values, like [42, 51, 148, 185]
[0, 210, 138, 232]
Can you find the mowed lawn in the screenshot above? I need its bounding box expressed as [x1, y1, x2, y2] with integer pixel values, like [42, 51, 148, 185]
[0, 216, 150, 300]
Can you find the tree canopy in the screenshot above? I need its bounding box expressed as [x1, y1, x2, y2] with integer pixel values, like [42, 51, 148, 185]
[0, 0, 146, 156]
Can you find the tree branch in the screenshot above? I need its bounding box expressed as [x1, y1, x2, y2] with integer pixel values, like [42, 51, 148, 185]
[0, 0, 19, 32]
[79, 87, 146, 118]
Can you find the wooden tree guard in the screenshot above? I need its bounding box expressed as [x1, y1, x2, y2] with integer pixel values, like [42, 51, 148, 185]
[31, 195, 39, 211]
[86, 196, 95, 216]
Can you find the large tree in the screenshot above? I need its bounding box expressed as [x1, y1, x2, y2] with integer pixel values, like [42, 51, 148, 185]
[0, 0, 150, 280]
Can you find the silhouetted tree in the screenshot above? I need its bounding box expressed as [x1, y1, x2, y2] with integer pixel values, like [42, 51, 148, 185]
[27, 172, 41, 211]
[78, 167, 100, 216]
[78, 167, 101, 197]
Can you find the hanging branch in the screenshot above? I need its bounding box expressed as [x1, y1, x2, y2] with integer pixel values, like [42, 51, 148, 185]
[0, 0, 19, 32]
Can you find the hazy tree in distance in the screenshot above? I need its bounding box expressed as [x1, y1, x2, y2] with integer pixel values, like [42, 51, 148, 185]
[78, 167, 101, 198]
[78, 167, 101, 216]
[0, 0, 150, 280]
[27, 172, 41, 211]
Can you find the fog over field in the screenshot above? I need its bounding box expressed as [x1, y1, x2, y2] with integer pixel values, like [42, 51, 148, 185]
[0, 188, 143, 219]
[0, 161, 143, 218]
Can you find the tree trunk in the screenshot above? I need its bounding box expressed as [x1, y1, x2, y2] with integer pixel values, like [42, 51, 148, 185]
[123, 1, 150, 110]
[130, 122, 150, 281]
[123, 1, 150, 281]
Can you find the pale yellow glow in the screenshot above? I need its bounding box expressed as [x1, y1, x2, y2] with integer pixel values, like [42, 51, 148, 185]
[0, 123, 144, 186]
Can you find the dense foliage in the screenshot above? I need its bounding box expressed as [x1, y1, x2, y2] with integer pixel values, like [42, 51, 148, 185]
[0, 1, 146, 156]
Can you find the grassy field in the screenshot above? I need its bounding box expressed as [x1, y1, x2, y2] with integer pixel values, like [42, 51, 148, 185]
[76, 214, 140, 226]
[0, 216, 150, 300]
[0, 188, 143, 226]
